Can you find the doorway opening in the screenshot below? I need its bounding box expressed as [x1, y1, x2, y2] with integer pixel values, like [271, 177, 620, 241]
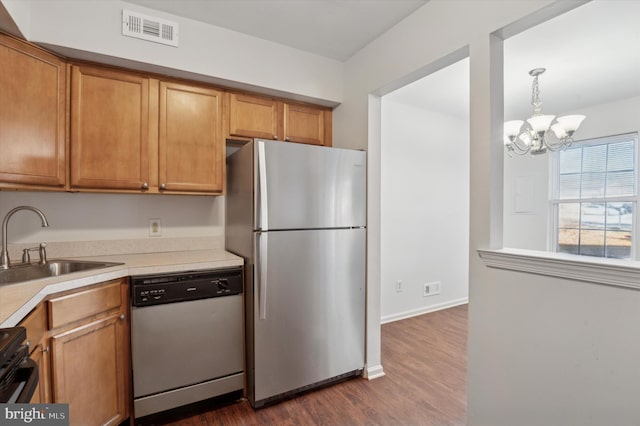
[379, 57, 470, 324]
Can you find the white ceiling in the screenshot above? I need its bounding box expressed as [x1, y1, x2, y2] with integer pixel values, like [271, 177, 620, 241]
[504, 0, 640, 120]
[124, 0, 428, 61]
[123, 0, 639, 119]
[387, 1, 640, 120]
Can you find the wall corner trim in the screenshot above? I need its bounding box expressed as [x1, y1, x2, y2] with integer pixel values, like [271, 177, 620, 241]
[478, 248, 640, 290]
[364, 365, 385, 380]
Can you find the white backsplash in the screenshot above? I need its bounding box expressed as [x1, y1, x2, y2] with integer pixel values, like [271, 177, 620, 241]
[0, 191, 226, 259]
[6, 236, 224, 260]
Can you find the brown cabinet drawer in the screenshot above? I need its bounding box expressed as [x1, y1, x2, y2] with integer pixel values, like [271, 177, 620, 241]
[48, 280, 123, 329]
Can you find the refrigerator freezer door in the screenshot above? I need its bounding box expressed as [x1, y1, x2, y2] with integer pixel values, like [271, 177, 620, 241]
[255, 140, 366, 230]
[253, 228, 365, 404]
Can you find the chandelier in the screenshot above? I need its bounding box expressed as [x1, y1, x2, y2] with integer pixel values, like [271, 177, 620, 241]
[504, 68, 585, 156]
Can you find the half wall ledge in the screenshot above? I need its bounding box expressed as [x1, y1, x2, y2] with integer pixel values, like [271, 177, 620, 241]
[477, 248, 640, 291]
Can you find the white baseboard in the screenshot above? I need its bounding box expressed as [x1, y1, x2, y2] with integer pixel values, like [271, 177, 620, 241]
[380, 297, 468, 324]
[364, 364, 385, 380]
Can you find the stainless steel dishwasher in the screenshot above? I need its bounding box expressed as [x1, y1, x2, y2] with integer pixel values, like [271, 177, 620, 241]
[130, 267, 244, 418]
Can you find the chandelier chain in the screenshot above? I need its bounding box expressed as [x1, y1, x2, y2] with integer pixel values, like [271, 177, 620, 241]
[531, 75, 542, 115]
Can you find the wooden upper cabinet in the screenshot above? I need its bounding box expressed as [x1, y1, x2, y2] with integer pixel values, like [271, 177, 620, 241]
[0, 34, 66, 187]
[70, 64, 151, 191]
[228, 93, 280, 140]
[159, 82, 224, 194]
[283, 103, 330, 146]
[227, 92, 332, 146]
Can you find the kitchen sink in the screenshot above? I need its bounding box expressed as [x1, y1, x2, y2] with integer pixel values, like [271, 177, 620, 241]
[0, 260, 124, 285]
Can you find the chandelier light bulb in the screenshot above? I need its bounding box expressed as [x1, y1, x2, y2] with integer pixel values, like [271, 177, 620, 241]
[504, 68, 585, 156]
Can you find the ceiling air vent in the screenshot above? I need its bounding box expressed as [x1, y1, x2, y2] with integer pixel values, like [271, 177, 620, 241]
[122, 9, 179, 47]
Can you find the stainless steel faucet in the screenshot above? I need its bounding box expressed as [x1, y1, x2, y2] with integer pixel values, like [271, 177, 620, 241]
[1, 206, 50, 269]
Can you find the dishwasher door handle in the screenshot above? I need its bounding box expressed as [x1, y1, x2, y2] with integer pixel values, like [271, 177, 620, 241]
[257, 232, 268, 320]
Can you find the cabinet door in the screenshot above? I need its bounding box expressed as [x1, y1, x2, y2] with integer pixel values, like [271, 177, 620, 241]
[0, 34, 66, 187]
[229, 93, 280, 140]
[20, 303, 51, 404]
[29, 343, 51, 404]
[283, 103, 329, 146]
[70, 65, 151, 190]
[159, 82, 224, 193]
[51, 313, 128, 426]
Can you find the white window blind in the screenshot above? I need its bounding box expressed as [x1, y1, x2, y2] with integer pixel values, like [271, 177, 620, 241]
[552, 132, 637, 259]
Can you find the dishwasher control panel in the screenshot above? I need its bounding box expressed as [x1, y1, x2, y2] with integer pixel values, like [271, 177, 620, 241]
[131, 267, 243, 307]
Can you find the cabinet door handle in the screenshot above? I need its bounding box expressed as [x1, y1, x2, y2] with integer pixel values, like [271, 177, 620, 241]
[119, 314, 126, 321]
[273, 135, 278, 140]
[28, 343, 48, 355]
[285, 136, 290, 141]
[159, 183, 166, 190]
[141, 182, 149, 190]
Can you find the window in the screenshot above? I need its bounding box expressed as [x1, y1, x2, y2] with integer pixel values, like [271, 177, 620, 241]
[552, 133, 637, 259]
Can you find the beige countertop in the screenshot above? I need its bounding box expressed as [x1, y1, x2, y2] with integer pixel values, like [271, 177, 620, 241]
[0, 249, 243, 327]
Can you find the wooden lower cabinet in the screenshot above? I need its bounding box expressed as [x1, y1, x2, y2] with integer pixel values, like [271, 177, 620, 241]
[28, 340, 51, 404]
[19, 303, 51, 403]
[50, 312, 128, 426]
[19, 278, 130, 425]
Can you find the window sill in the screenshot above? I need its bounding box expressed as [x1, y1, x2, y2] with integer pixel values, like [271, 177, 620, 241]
[477, 248, 640, 290]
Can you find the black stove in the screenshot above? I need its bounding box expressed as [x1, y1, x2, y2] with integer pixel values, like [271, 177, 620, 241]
[0, 327, 38, 403]
[0, 327, 26, 366]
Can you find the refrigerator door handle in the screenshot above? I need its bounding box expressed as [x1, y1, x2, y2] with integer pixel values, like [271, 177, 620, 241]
[257, 232, 268, 319]
[258, 141, 269, 231]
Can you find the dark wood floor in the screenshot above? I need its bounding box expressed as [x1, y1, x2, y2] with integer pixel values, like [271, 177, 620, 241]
[142, 304, 467, 426]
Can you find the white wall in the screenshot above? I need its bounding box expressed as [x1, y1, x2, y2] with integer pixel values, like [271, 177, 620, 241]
[335, 0, 640, 424]
[0, 191, 223, 243]
[335, 0, 559, 387]
[0, 0, 343, 106]
[503, 95, 640, 253]
[502, 152, 549, 250]
[0, 0, 28, 37]
[380, 99, 469, 322]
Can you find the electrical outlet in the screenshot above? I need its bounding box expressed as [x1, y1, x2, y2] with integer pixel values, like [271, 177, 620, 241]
[396, 280, 403, 293]
[423, 281, 441, 297]
[149, 218, 162, 237]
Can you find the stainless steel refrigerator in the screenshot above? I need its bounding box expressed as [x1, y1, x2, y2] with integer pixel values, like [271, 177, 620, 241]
[226, 139, 366, 408]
